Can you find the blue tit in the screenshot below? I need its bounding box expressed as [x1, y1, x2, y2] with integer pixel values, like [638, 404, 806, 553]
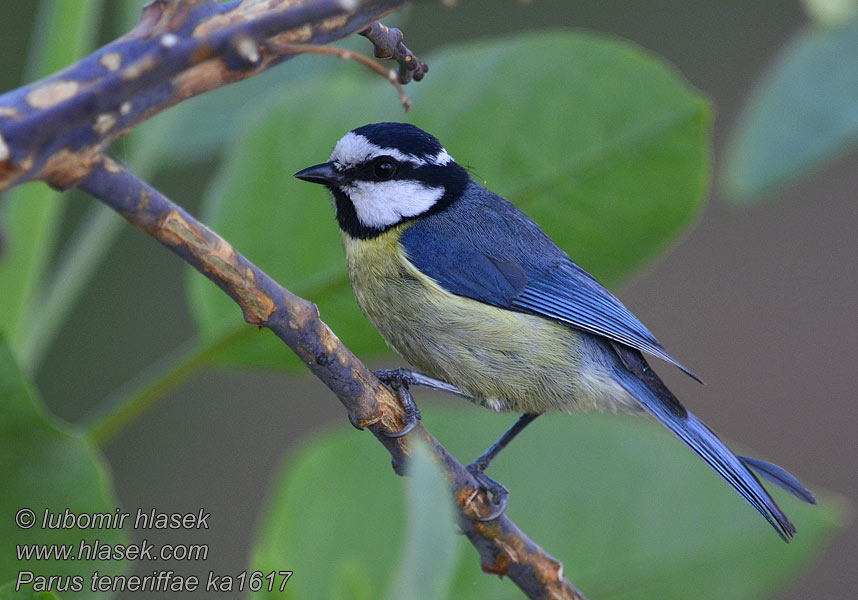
[295, 122, 815, 540]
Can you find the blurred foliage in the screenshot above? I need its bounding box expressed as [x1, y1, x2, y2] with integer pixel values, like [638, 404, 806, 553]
[0, 1, 102, 366]
[189, 32, 710, 370]
[802, 0, 858, 26]
[384, 439, 460, 600]
[0, 1, 847, 599]
[0, 585, 62, 600]
[724, 6, 858, 203]
[251, 407, 845, 600]
[0, 338, 126, 599]
[0, 6, 125, 599]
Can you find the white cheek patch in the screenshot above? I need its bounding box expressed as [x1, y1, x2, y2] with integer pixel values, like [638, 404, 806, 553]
[341, 180, 444, 229]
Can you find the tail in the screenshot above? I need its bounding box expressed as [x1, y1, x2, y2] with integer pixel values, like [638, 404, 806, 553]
[611, 343, 815, 542]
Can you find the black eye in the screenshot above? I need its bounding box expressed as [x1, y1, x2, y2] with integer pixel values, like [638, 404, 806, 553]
[372, 158, 397, 180]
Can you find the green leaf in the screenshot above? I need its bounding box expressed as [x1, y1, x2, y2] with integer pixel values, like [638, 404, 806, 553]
[249, 424, 405, 599]
[0, 337, 127, 599]
[189, 30, 710, 370]
[25, 0, 104, 80]
[386, 439, 461, 600]
[250, 407, 845, 600]
[802, 0, 858, 27]
[724, 13, 858, 203]
[0, 186, 64, 352]
[0, 1, 103, 358]
[0, 583, 61, 600]
[416, 33, 710, 287]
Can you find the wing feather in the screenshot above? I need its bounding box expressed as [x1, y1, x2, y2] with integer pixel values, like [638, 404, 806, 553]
[398, 181, 699, 381]
[513, 264, 701, 381]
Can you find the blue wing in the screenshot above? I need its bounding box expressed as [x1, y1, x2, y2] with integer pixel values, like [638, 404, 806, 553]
[511, 262, 701, 382]
[400, 182, 699, 381]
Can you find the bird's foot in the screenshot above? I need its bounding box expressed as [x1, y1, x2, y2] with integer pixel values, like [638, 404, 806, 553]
[374, 369, 422, 438]
[465, 462, 509, 521]
[374, 368, 473, 400]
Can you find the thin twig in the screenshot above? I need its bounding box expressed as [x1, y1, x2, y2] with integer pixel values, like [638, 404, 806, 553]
[274, 42, 412, 109]
[77, 156, 588, 600]
[360, 20, 429, 84]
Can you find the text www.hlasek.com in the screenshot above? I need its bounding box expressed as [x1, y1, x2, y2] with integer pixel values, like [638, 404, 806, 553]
[17, 538, 208, 562]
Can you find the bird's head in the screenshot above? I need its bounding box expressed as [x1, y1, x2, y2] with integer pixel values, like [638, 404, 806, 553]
[294, 122, 469, 239]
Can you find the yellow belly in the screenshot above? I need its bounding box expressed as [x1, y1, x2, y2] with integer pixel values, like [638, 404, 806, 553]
[341, 227, 637, 414]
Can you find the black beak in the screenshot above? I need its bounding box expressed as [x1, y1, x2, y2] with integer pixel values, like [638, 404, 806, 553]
[293, 162, 344, 186]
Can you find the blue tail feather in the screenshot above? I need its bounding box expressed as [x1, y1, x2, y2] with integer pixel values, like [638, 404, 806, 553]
[739, 455, 816, 505]
[614, 370, 804, 542]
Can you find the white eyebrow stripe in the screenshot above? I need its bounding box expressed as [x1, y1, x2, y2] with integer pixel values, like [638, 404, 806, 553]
[330, 131, 453, 168]
[331, 132, 426, 166]
[430, 149, 454, 165]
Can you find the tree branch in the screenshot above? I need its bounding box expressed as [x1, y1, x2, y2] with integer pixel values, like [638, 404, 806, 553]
[0, 0, 417, 192]
[78, 156, 587, 600]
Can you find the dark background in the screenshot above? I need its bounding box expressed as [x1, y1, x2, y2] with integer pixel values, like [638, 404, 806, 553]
[1, 1, 855, 598]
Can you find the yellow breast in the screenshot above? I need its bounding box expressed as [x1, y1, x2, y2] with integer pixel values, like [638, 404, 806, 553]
[341, 228, 637, 414]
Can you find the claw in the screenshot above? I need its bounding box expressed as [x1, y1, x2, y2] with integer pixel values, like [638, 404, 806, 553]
[384, 408, 419, 438]
[459, 413, 538, 519]
[466, 463, 509, 521]
[347, 411, 365, 431]
[374, 369, 422, 438]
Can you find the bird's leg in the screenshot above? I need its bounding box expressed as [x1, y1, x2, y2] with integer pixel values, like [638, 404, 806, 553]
[372, 368, 475, 438]
[467, 412, 540, 520]
[373, 368, 459, 438]
[372, 370, 420, 438]
[374, 368, 474, 400]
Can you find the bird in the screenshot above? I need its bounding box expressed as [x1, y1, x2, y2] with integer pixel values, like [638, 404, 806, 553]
[294, 121, 815, 540]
